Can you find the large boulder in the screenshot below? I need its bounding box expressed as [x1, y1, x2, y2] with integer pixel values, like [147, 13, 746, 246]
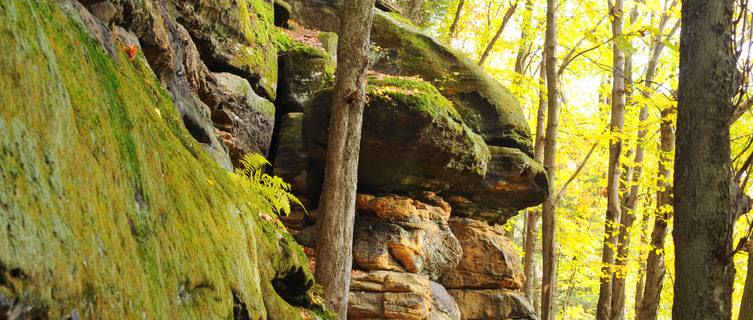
[304, 76, 490, 195]
[353, 194, 462, 280]
[284, 2, 534, 157]
[370, 10, 533, 156]
[349, 271, 460, 320]
[211, 72, 276, 164]
[441, 218, 525, 290]
[447, 290, 537, 320]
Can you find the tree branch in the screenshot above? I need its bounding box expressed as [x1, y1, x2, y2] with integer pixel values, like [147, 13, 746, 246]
[554, 141, 599, 205]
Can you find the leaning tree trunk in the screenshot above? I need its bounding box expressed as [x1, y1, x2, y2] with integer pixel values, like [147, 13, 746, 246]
[315, 0, 376, 318]
[541, 0, 560, 317]
[597, 0, 626, 318]
[478, 0, 519, 66]
[673, 0, 737, 319]
[741, 242, 753, 320]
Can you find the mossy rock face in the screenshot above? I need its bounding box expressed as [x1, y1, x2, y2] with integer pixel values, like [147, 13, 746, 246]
[277, 40, 335, 114]
[0, 1, 323, 319]
[304, 76, 490, 195]
[370, 10, 533, 157]
[169, 0, 279, 100]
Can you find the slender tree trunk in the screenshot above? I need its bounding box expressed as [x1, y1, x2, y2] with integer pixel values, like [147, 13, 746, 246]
[524, 61, 547, 302]
[315, 1, 376, 318]
[597, 0, 626, 318]
[633, 212, 650, 316]
[448, 0, 465, 38]
[637, 108, 674, 320]
[741, 242, 753, 320]
[541, 0, 560, 317]
[611, 53, 643, 320]
[673, 0, 737, 319]
[478, 0, 519, 66]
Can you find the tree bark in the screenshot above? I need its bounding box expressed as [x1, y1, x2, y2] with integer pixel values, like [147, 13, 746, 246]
[314, 0, 376, 318]
[478, 0, 519, 66]
[673, 0, 737, 319]
[448, 0, 465, 38]
[741, 242, 753, 320]
[524, 60, 547, 302]
[541, 0, 560, 317]
[597, 0, 626, 318]
[514, 0, 535, 78]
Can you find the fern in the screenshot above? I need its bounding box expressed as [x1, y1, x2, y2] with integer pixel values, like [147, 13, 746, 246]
[233, 153, 306, 216]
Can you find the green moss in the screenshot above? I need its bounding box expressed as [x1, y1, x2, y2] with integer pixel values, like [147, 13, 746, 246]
[368, 76, 462, 121]
[0, 1, 316, 319]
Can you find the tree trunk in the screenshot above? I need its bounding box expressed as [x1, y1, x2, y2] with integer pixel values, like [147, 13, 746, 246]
[524, 60, 547, 302]
[741, 242, 753, 320]
[448, 0, 465, 38]
[541, 0, 560, 317]
[611, 53, 643, 320]
[637, 108, 674, 320]
[633, 211, 651, 316]
[673, 0, 737, 319]
[478, 0, 519, 66]
[314, 0, 376, 318]
[406, 0, 424, 24]
[597, 0, 626, 318]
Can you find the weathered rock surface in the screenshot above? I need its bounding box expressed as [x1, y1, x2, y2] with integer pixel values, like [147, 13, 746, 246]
[447, 147, 548, 224]
[304, 76, 490, 194]
[441, 218, 525, 290]
[169, 0, 279, 99]
[349, 271, 460, 320]
[354, 194, 462, 280]
[212, 72, 276, 163]
[447, 289, 537, 320]
[277, 43, 334, 114]
[0, 1, 325, 319]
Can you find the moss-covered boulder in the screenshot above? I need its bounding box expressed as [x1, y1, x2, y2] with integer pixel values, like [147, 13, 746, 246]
[273, 113, 310, 196]
[0, 1, 326, 319]
[370, 10, 533, 156]
[304, 76, 490, 195]
[277, 40, 335, 114]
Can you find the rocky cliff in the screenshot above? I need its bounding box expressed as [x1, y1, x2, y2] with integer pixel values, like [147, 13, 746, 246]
[0, 0, 547, 319]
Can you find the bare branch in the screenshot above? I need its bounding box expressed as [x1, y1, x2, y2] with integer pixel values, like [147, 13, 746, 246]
[554, 141, 599, 205]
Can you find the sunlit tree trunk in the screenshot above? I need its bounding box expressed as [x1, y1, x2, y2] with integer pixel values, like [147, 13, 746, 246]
[524, 60, 547, 303]
[315, 0, 375, 318]
[637, 108, 674, 320]
[541, 0, 560, 317]
[672, 0, 737, 319]
[597, 0, 626, 318]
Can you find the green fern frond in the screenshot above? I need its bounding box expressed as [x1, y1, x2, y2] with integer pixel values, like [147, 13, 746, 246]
[233, 153, 306, 216]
